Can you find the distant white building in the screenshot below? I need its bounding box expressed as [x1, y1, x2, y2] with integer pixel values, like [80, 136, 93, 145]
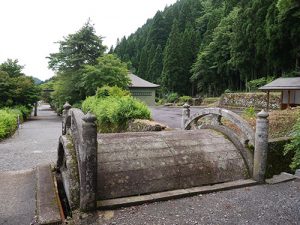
[128, 74, 160, 106]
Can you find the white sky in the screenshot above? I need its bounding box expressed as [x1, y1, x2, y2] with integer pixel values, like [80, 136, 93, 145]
[0, 0, 177, 81]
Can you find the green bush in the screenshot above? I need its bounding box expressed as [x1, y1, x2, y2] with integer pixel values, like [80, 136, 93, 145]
[156, 98, 165, 105]
[179, 96, 192, 103]
[167, 92, 179, 103]
[246, 77, 274, 91]
[243, 106, 256, 118]
[72, 102, 82, 109]
[284, 116, 300, 171]
[0, 109, 19, 140]
[96, 85, 130, 99]
[82, 88, 151, 133]
[13, 105, 32, 120]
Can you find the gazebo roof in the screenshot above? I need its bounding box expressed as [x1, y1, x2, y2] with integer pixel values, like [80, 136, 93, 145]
[259, 77, 300, 91]
[129, 74, 160, 88]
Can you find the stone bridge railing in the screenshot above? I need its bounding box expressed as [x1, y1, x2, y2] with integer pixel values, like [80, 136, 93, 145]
[182, 104, 269, 183]
[58, 103, 98, 211]
[57, 102, 269, 212]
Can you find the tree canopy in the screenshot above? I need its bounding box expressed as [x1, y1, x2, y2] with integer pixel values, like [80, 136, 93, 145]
[47, 20, 106, 72]
[0, 59, 40, 108]
[46, 22, 130, 110]
[113, 0, 300, 96]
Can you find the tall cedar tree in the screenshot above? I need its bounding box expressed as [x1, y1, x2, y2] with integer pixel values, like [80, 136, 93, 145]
[162, 20, 184, 93]
[48, 20, 106, 72]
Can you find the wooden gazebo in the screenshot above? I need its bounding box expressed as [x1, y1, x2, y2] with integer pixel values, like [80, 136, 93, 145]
[259, 77, 300, 110]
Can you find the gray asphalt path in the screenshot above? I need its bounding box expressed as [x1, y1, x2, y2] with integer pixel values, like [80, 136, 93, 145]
[0, 170, 36, 225]
[81, 180, 300, 225]
[150, 106, 244, 129]
[0, 104, 61, 171]
[150, 106, 199, 128]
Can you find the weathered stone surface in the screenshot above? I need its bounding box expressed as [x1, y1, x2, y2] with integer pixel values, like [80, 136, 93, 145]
[57, 136, 80, 210]
[97, 129, 249, 200]
[265, 172, 296, 184]
[219, 92, 280, 110]
[253, 110, 269, 183]
[184, 107, 255, 146]
[36, 164, 62, 225]
[58, 108, 98, 211]
[96, 179, 257, 209]
[127, 119, 167, 132]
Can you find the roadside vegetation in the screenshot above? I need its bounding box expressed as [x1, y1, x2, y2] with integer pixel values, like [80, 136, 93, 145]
[0, 107, 32, 140]
[284, 113, 300, 170]
[82, 86, 151, 133]
[44, 21, 130, 113]
[0, 59, 40, 140]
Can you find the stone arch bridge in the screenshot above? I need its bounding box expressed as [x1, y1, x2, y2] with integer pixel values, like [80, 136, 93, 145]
[56, 103, 269, 212]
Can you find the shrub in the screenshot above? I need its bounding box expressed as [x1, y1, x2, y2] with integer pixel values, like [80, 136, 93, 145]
[0, 109, 19, 140]
[96, 85, 130, 99]
[156, 98, 165, 105]
[82, 89, 151, 133]
[13, 105, 32, 120]
[167, 92, 179, 103]
[243, 106, 256, 118]
[72, 102, 82, 109]
[284, 115, 300, 171]
[246, 77, 274, 91]
[179, 96, 192, 104]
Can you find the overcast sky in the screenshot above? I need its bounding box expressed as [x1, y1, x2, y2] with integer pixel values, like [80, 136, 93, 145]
[0, 0, 177, 81]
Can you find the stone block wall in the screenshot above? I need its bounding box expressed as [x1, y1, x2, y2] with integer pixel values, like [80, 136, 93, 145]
[219, 92, 281, 110]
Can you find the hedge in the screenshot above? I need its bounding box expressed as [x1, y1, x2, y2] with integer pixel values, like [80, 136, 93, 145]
[0, 106, 32, 140]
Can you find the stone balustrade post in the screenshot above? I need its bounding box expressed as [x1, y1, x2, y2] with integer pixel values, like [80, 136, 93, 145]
[62, 102, 71, 135]
[182, 103, 190, 129]
[80, 112, 97, 211]
[34, 102, 38, 116]
[253, 110, 269, 183]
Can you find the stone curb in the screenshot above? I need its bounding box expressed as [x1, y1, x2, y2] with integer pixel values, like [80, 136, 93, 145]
[97, 179, 257, 209]
[36, 164, 62, 225]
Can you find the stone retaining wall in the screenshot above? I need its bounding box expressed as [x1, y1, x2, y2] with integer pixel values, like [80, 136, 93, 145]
[219, 92, 281, 110]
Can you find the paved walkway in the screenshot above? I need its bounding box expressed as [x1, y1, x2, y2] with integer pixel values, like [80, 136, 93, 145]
[0, 104, 61, 171]
[150, 106, 199, 128]
[0, 169, 36, 225]
[0, 104, 61, 225]
[150, 106, 243, 129]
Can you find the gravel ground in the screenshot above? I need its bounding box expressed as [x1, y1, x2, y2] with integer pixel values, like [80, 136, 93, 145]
[0, 104, 61, 171]
[75, 180, 300, 225]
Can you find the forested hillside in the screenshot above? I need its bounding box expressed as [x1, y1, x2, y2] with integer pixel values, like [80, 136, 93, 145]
[113, 0, 300, 96]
